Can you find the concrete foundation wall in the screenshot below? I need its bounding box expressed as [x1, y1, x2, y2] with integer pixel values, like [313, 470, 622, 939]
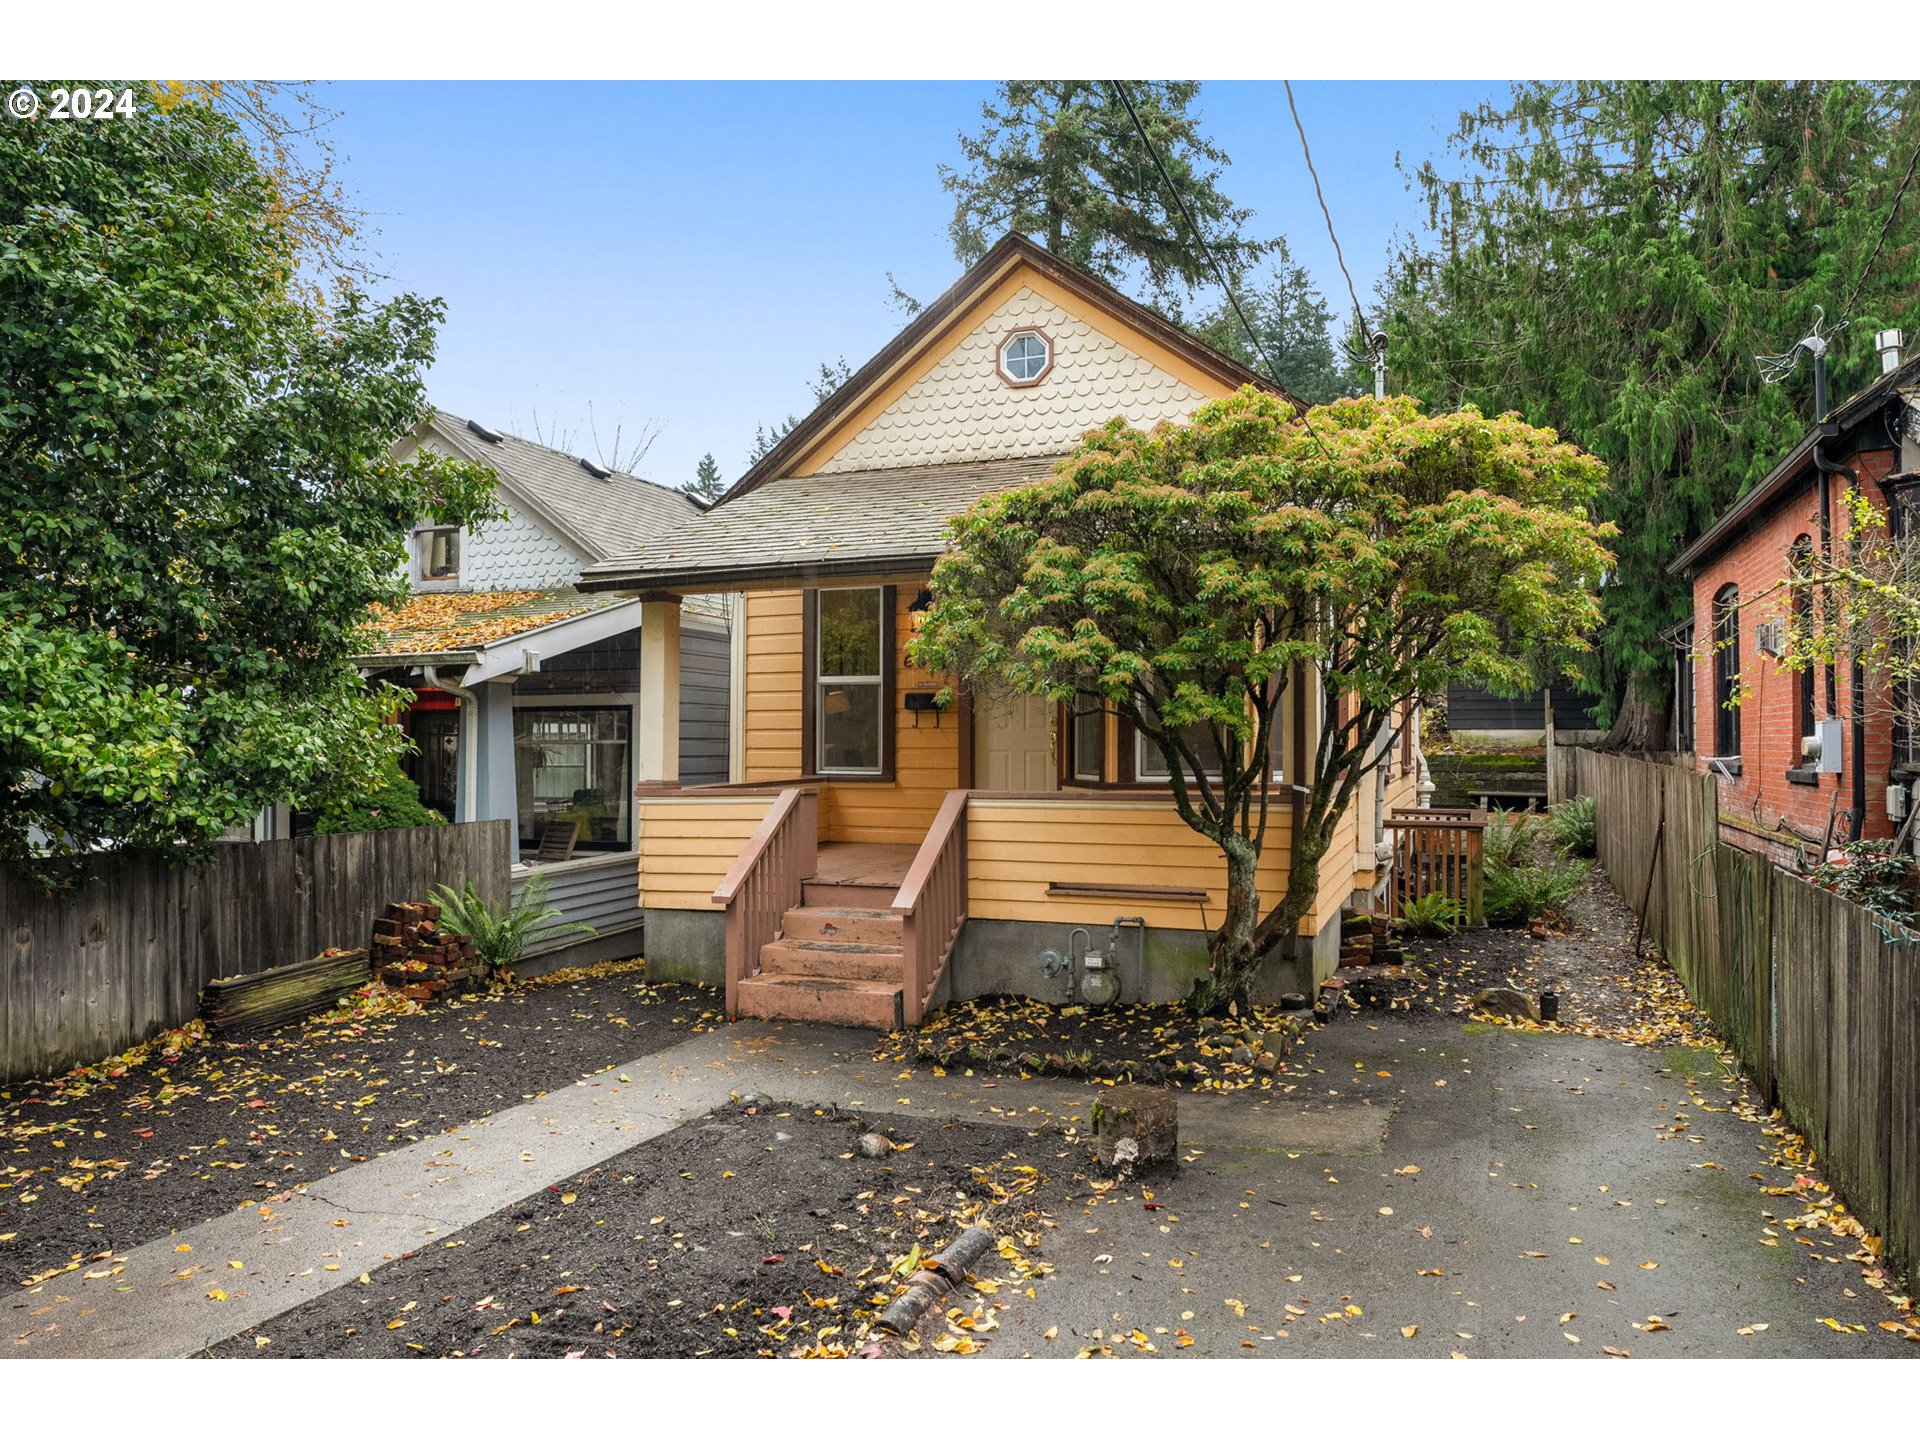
[933, 914, 1336, 1010]
[642, 908, 725, 986]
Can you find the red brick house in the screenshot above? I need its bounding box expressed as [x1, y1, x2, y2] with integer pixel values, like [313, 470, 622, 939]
[1668, 337, 1920, 867]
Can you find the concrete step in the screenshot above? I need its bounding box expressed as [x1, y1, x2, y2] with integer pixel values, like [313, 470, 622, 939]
[735, 973, 904, 1030]
[801, 879, 901, 909]
[780, 906, 903, 946]
[759, 938, 904, 982]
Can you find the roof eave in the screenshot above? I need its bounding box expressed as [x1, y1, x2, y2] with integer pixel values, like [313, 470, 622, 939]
[577, 553, 946, 595]
[355, 650, 480, 672]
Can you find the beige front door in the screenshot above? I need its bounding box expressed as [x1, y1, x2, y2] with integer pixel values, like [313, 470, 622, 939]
[976, 693, 1057, 792]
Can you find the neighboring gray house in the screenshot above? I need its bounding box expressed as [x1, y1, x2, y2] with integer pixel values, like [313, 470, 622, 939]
[344, 411, 733, 866]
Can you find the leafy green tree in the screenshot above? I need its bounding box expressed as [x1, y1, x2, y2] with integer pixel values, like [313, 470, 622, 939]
[942, 81, 1277, 309]
[747, 358, 853, 468]
[0, 84, 496, 883]
[913, 390, 1611, 1011]
[1386, 81, 1920, 747]
[688, 452, 726, 504]
[1193, 240, 1346, 403]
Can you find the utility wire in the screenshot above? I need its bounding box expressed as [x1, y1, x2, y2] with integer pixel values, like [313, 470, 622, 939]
[1839, 134, 1920, 330]
[1106, 78, 1297, 405]
[1283, 81, 1373, 354]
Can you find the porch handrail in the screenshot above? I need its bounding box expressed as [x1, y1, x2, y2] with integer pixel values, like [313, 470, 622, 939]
[892, 788, 969, 1028]
[1384, 806, 1487, 925]
[713, 786, 818, 1015]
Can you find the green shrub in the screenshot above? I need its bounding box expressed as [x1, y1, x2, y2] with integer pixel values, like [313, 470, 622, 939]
[314, 753, 444, 834]
[1546, 795, 1597, 857]
[1481, 809, 1533, 869]
[1810, 840, 1920, 924]
[429, 871, 597, 975]
[1486, 856, 1590, 924]
[1397, 892, 1464, 936]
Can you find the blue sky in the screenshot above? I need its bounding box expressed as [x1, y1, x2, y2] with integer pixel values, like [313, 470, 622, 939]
[327, 80, 1505, 490]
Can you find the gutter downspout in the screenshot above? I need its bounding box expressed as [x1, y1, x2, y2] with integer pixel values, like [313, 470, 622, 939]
[423, 664, 478, 825]
[1810, 442, 1868, 840]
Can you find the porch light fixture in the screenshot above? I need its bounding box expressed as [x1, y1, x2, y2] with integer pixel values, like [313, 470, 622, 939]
[998, 328, 1053, 387]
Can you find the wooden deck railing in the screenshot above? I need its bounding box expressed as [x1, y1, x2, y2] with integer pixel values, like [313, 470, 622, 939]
[893, 789, 969, 1027]
[712, 787, 817, 1016]
[1385, 806, 1488, 925]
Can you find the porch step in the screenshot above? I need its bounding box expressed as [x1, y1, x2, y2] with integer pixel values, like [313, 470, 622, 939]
[780, 906, 903, 946]
[735, 973, 904, 1030]
[801, 879, 900, 909]
[759, 938, 903, 983]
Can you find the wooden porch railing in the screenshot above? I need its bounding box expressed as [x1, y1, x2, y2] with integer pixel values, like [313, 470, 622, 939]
[1385, 806, 1488, 926]
[893, 789, 969, 1027]
[711, 787, 817, 1016]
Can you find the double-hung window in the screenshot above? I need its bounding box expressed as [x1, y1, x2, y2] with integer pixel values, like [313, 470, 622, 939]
[1713, 585, 1742, 759]
[815, 588, 886, 775]
[1068, 703, 1105, 783]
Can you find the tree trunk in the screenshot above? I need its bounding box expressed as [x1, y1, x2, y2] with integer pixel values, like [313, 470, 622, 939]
[1601, 680, 1669, 753]
[1201, 834, 1262, 1014]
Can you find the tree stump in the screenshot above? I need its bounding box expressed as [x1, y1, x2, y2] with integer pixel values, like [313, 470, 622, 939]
[1091, 1087, 1178, 1176]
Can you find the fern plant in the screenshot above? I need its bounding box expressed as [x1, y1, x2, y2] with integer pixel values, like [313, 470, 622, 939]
[1396, 892, 1464, 937]
[1482, 809, 1533, 869]
[429, 871, 597, 975]
[1546, 795, 1597, 858]
[1486, 857, 1590, 925]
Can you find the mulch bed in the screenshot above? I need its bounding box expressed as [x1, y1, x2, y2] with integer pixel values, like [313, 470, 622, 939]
[1352, 861, 1717, 1048]
[0, 962, 722, 1288]
[873, 996, 1314, 1093]
[206, 1104, 1072, 1359]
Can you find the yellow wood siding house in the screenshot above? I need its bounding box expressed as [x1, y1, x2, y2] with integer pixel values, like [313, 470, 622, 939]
[580, 235, 1422, 1027]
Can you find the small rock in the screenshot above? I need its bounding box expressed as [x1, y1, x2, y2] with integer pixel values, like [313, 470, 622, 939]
[1470, 986, 1541, 1022]
[1279, 992, 1310, 1011]
[857, 1133, 893, 1159]
[1254, 1051, 1280, 1074]
[737, 1092, 768, 1109]
[774, 1131, 792, 1142]
[1230, 1044, 1255, 1066]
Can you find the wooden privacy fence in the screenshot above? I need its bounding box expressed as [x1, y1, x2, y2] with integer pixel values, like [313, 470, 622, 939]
[1385, 807, 1488, 925]
[1557, 745, 1920, 1287]
[0, 821, 510, 1083]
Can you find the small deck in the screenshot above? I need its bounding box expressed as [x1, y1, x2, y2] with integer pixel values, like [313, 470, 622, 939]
[811, 842, 915, 890]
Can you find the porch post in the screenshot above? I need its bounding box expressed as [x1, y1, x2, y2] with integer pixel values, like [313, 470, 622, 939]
[479, 680, 519, 842]
[638, 597, 683, 784]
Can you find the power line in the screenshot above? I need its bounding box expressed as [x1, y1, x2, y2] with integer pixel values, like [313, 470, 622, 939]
[1283, 81, 1372, 348]
[1105, 78, 1295, 402]
[1839, 134, 1920, 329]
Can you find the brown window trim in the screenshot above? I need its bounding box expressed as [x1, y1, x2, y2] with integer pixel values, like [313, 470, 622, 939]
[997, 325, 1055, 388]
[1114, 709, 1284, 788]
[1059, 697, 1107, 786]
[801, 584, 896, 784]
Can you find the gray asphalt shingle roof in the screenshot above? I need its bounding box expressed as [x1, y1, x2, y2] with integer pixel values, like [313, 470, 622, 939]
[429, 410, 700, 563]
[578, 454, 1065, 590]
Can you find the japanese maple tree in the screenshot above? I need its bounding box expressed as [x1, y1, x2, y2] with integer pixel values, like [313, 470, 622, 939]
[912, 389, 1612, 1011]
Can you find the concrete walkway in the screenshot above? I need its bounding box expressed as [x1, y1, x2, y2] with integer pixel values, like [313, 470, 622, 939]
[5, 1022, 1211, 1357]
[6, 1014, 1911, 1358]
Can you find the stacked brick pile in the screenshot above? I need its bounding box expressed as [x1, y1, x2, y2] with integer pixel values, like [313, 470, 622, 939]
[371, 900, 485, 1003]
[1338, 912, 1404, 973]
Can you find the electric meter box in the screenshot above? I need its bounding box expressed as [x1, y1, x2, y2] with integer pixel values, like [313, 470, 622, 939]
[1816, 717, 1844, 775]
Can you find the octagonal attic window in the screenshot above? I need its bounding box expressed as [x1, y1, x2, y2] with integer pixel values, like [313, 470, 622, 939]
[998, 329, 1052, 386]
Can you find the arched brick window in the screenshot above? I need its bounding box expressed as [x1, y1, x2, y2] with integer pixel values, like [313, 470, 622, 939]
[1790, 538, 1815, 744]
[1713, 584, 1742, 758]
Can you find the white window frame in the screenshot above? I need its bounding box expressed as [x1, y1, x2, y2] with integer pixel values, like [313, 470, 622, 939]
[414, 523, 462, 585]
[815, 586, 885, 776]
